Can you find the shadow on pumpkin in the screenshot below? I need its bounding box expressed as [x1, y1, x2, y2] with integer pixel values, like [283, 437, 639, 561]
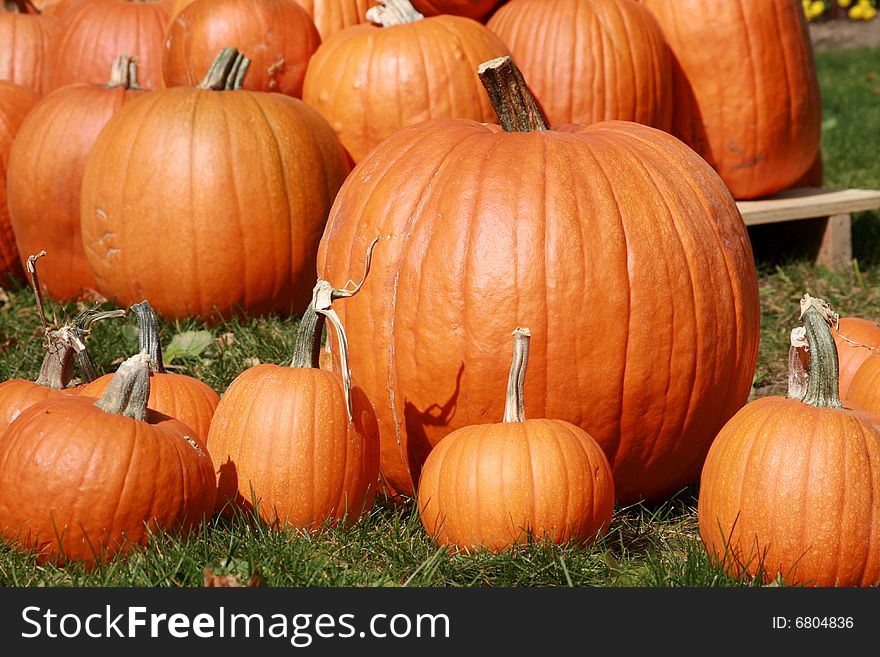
[403, 363, 464, 488]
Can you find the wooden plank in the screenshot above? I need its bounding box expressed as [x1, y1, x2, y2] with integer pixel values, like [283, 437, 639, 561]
[815, 213, 853, 272]
[736, 187, 880, 226]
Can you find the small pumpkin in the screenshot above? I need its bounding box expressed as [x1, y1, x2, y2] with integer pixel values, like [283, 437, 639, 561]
[80, 47, 351, 320]
[0, 352, 216, 565]
[7, 54, 145, 300]
[831, 317, 880, 401]
[42, 0, 172, 93]
[78, 300, 220, 447]
[487, 0, 672, 130]
[206, 243, 380, 525]
[0, 0, 56, 96]
[302, 0, 511, 162]
[162, 0, 321, 97]
[418, 327, 615, 551]
[698, 295, 880, 587]
[0, 253, 125, 434]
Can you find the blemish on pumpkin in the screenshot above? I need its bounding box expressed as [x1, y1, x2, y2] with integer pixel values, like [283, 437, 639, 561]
[96, 207, 108, 221]
[106, 248, 120, 258]
[184, 435, 204, 456]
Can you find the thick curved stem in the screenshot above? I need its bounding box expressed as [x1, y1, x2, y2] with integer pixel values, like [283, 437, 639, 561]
[798, 295, 843, 409]
[503, 327, 531, 423]
[366, 0, 423, 26]
[130, 300, 165, 373]
[477, 56, 548, 133]
[94, 354, 151, 421]
[198, 47, 251, 90]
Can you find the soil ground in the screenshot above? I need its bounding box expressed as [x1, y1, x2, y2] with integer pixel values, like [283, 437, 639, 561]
[809, 17, 880, 51]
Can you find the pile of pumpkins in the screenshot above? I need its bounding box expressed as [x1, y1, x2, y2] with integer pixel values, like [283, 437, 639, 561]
[0, 0, 875, 587]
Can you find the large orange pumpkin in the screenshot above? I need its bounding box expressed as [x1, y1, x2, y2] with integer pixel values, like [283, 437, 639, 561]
[317, 56, 760, 503]
[7, 54, 145, 300]
[699, 296, 880, 587]
[42, 0, 172, 93]
[302, 0, 510, 162]
[418, 327, 615, 551]
[0, 0, 56, 96]
[0, 80, 38, 281]
[487, 0, 672, 130]
[206, 268, 380, 525]
[638, 0, 821, 199]
[162, 0, 321, 97]
[80, 47, 352, 320]
[0, 353, 216, 565]
[78, 301, 220, 447]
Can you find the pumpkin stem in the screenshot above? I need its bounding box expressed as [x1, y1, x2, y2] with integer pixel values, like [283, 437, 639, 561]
[2, 1, 39, 14]
[290, 237, 380, 421]
[797, 294, 843, 409]
[27, 252, 126, 387]
[503, 327, 531, 423]
[199, 47, 251, 90]
[94, 353, 151, 421]
[130, 300, 166, 374]
[477, 56, 548, 133]
[786, 327, 809, 400]
[107, 53, 144, 90]
[365, 0, 423, 26]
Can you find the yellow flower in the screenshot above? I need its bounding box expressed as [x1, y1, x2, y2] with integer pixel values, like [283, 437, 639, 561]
[838, 0, 852, 6]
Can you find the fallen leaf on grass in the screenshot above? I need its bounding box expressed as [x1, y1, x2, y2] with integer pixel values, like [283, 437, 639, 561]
[203, 567, 264, 588]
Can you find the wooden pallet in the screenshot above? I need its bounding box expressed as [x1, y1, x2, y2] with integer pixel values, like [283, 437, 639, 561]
[736, 187, 880, 271]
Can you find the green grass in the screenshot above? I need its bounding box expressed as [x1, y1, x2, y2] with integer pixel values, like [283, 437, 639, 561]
[0, 47, 878, 588]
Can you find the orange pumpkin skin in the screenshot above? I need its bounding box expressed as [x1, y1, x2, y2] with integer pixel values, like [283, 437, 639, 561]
[0, 378, 80, 435]
[206, 364, 380, 525]
[0, 4, 56, 96]
[418, 419, 614, 551]
[698, 397, 880, 586]
[43, 0, 172, 93]
[302, 16, 510, 162]
[6, 72, 144, 300]
[162, 0, 321, 97]
[0, 81, 38, 280]
[80, 85, 351, 320]
[843, 355, 880, 418]
[487, 0, 672, 130]
[294, 0, 378, 41]
[318, 119, 760, 503]
[411, 0, 503, 21]
[0, 395, 216, 565]
[832, 317, 880, 402]
[638, 0, 821, 200]
[78, 372, 219, 448]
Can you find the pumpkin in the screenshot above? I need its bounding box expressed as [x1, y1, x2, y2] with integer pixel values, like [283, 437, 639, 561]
[0, 253, 125, 433]
[638, 0, 821, 199]
[42, 0, 172, 93]
[410, 0, 503, 21]
[841, 351, 880, 418]
[0, 353, 216, 565]
[78, 301, 220, 447]
[831, 317, 880, 401]
[317, 56, 760, 503]
[0, 0, 55, 96]
[206, 250, 380, 525]
[698, 295, 880, 586]
[487, 0, 672, 130]
[301, 0, 511, 163]
[7, 54, 145, 300]
[162, 0, 321, 98]
[0, 80, 38, 281]
[80, 47, 351, 320]
[418, 327, 615, 551]
[293, 0, 379, 41]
